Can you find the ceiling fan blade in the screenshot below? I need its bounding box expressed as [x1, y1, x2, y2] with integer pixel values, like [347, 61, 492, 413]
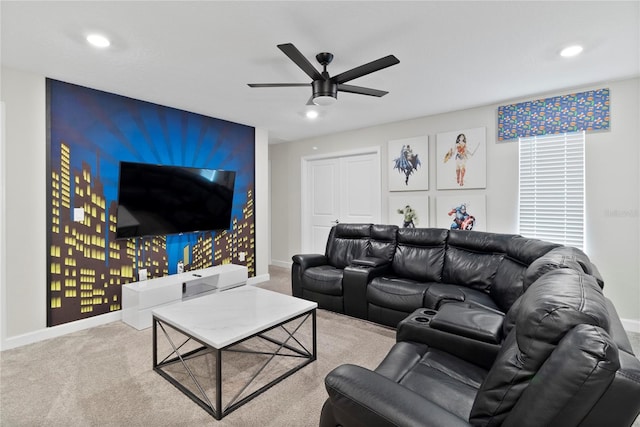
[278, 43, 324, 81]
[338, 84, 388, 97]
[333, 55, 399, 84]
[248, 83, 310, 88]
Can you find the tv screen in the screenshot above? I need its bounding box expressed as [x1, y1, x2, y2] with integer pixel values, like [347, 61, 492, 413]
[115, 162, 236, 239]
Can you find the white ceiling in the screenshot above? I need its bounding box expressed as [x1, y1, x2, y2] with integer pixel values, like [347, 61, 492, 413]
[1, 1, 638, 144]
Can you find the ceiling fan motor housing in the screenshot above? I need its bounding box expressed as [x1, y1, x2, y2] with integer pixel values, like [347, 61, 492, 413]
[312, 78, 338, 98]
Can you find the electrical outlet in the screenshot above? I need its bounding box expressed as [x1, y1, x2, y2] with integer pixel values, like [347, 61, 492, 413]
[73, 207, 85, 222]
[238, 252, 246, 262]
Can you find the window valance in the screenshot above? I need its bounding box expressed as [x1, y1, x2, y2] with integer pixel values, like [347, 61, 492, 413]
[497, 88, 609, 141]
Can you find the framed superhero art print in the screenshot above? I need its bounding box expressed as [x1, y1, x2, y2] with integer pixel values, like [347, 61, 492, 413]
[388, 136, 429, 191]
[436, 127, 486, 190]
[436, 194, 486, 232]
[388, 193, 429, 229]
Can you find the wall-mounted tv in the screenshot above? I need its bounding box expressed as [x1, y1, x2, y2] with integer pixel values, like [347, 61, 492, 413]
[115, 162, 236, 239]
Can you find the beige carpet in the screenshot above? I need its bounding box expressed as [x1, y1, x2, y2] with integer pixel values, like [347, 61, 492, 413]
[2, 266, 639, 426]
[0, 267, 395, 426]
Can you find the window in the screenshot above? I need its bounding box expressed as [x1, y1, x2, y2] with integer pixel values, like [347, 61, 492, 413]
[518, 131, 585, 249]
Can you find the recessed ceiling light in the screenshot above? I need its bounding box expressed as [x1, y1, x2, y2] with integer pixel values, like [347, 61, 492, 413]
[306, 110, 319, 119]
[87, 34, 110, 48]
[560, 45, 583, 58]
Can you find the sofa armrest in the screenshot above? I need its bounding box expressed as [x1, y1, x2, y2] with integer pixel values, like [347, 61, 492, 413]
[292, 253, 328, 269]
[322, 364, 471, 427]
[424, 283, 466, 309]
[397, 310, 501, 370]
[343, 264, 391, 320]
[351, 256, 389, 268]
[430, 303, 504, 344]
[291, 254, 329, 297]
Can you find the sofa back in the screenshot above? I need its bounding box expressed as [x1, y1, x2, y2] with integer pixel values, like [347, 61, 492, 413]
[326, 223, 371, 269]
[367, 224, 399, 262]
[470, 268, 614, 426]
[490, 236, 560, 311]
[329, 223, 602, 314]
[392, 228, 448, 282]
[442, 230, 513, 293]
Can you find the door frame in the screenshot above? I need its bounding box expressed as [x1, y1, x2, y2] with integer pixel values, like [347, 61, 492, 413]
[300, 146, 381, 253]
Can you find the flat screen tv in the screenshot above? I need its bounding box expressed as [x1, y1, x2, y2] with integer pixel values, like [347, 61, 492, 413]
[115, 161, 236, 239]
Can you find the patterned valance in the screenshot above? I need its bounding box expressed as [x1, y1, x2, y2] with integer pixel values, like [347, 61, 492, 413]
[497, 88, 610, 141]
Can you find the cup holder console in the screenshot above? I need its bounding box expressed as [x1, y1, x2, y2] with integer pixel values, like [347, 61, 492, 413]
[412, 308, 438, 325]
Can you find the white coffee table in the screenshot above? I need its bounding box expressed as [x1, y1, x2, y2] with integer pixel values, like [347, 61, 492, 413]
[152, 286, 317, 420]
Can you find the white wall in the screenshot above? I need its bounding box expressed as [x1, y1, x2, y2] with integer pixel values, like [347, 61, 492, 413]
[1, 68, 47, 339]
[0, 67, 270, 349]
[270, 78, 640, 327]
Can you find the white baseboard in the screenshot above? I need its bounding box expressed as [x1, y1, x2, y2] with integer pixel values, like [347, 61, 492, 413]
[1, 275, 274, 351]
[622, 318, 640, 334]
[247, 273, 270, 285]
[1, 311, 123, 351]
[271, 259, 292, 269]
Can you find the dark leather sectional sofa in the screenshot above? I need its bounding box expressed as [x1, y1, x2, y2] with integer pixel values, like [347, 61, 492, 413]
[291, 223, 640, 426]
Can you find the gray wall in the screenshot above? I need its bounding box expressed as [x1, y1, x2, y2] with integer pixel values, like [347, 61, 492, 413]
[270, 78, 640, 326]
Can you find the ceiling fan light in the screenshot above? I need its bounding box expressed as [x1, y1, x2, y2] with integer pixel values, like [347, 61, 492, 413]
[86, 34, 110, 48]
[560, 45, 583, 57]
[313, 95, 337, 106]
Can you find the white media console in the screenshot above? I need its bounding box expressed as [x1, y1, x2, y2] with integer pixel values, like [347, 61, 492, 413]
[122, 264, 248, 330]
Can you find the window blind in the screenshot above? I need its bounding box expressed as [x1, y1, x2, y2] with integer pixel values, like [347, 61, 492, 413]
[518, 131, 585, 249]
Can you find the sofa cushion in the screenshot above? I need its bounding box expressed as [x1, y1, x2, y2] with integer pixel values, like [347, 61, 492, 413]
[376, 341, 488, 421]
[442, 230, 511, 292]
[470, 269, 608, 425]
[367, 224, 398, 261]
[301, 266, 344, 296]
[367, 277, 431, 313]
[392, 228, 448, 282]
[489, 236, 559, 312]
[490, 257, 527, 313]
[325, 223, 371, 269]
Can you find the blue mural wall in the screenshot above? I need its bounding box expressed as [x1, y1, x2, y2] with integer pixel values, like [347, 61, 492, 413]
[46, 79, 255, 326]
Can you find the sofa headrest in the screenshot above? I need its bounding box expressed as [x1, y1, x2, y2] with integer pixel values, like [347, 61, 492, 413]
[397, 228, 448, 246]
[524, 246, 604, 290]
[334, 223, 371, 239]
[371, 224, 398, 241]
[368, 224, 399, 261]
[505, 236, 560, 265]
[447, 230, 513, 253]
[516, 268, 609, 350]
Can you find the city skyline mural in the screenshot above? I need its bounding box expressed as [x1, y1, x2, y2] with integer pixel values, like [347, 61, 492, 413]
[46, 79, 255, 327]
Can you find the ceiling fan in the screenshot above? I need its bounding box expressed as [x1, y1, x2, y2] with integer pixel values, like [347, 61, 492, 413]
[248, 43, 400, 106]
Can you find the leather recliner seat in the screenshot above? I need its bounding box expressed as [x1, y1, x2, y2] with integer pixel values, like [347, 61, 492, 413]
[291, 224, 398, 313]
[320, 268, 640, 426]
[292, 224, 602, 328]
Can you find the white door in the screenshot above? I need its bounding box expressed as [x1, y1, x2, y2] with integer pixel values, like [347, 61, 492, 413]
[302, 149, 381, 254]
